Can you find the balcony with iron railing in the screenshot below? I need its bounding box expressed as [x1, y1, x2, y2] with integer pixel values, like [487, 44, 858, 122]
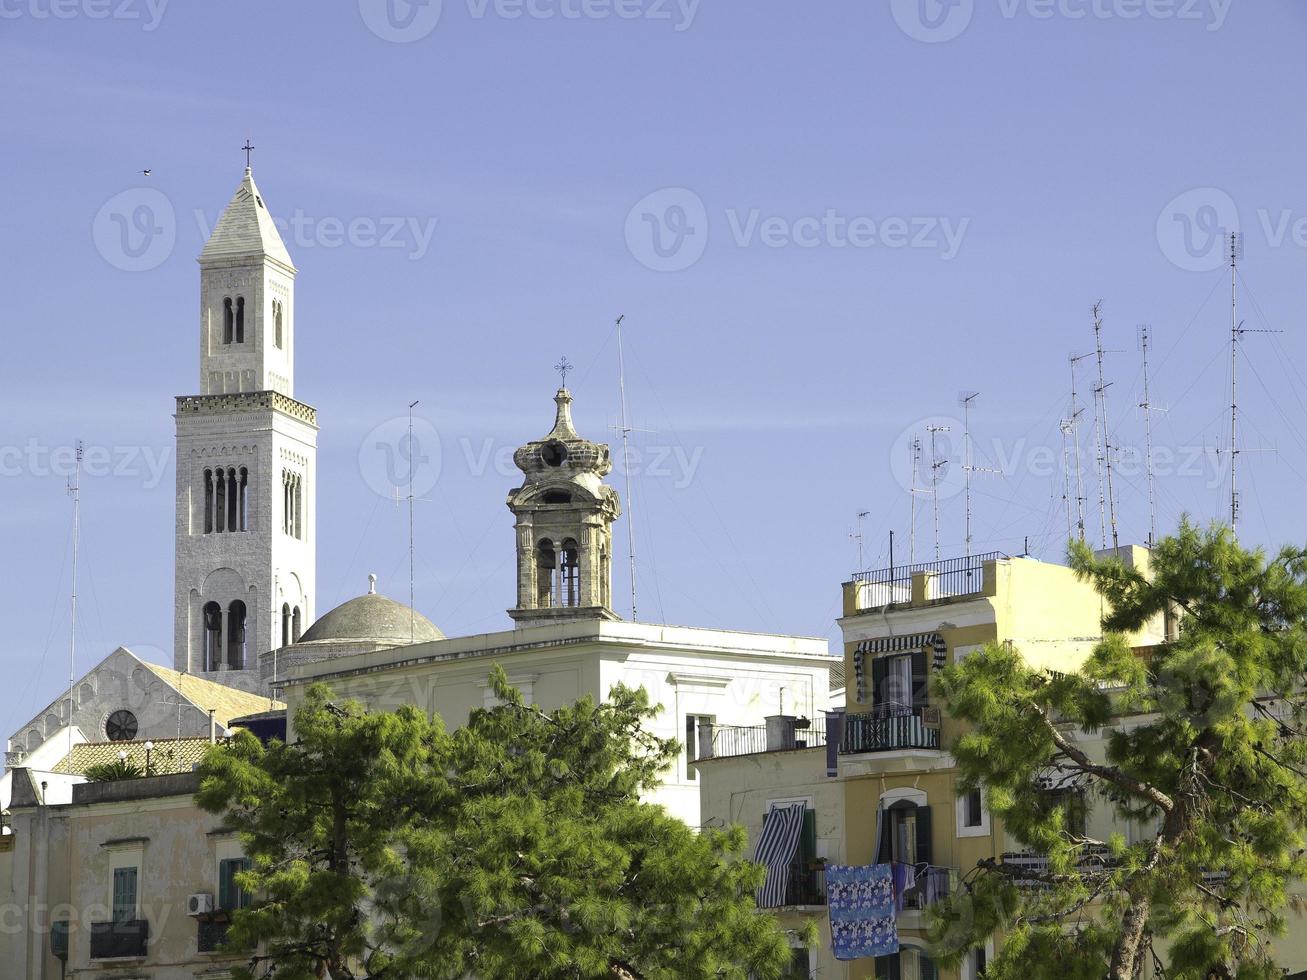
[782, 859, 827, 907]
[90, 918, 149, 959]
[706, 717, 827, 760]
[849, 552, 1006, 613]
[840, 705, 941, 754]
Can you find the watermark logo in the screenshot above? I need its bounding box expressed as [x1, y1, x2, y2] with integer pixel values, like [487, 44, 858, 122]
[192, 210, 439, 260]
[358, 0, 443, 41]
[1156, 187, 1239, 272]
[0, 440, 172, 490]
[891, 0, 974, 42]
[359, 417, 444, 499]
[0, 0, 170, 31]
[92, 188, 176, 272]
[624, 187, 709, 273]
[891, 416, 967, 500]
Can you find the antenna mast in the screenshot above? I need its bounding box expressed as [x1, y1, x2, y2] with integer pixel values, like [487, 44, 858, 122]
[927, 425, 950, 561]
[851, 510, 869, 574]
[1091, 302, 1120, 550]
[909, 437, 922, 564]
[1068, 353, 1091, 544]
[960, 392, 979, 560]
[407, 400, 419, 643]
[615, 315, 638, 620]
[1229, 234, 1240, 537]
[1139, 325, 1159, 548]
[67, 441, 82, 766]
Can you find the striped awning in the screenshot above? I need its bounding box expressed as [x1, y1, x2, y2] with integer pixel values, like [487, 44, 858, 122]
[754, 803, 806, 909]
[852, 632, 947, 704]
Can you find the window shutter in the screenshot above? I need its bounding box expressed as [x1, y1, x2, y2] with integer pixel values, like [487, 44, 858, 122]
[875, 952, 901, 980]
[915, 803, 933, 867]
[920, 951, 939, 980]
[800, 808, 817, 864]
[911, 650, 929, 706]
[871, 657, 889, 707]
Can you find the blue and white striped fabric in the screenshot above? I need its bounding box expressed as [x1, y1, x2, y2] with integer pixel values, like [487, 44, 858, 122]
[754, 803, 806, 908]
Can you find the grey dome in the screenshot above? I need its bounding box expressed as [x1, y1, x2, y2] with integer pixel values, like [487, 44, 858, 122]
[298, 593, 443, 645]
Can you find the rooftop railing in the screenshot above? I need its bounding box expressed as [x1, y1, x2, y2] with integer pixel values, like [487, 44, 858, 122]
[708, 717, 827, 760]
[851, 552, 1006, 612]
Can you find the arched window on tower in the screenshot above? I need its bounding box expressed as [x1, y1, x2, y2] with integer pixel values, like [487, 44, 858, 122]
[237, 467, 249, 531]
[281, 603, 291, 647]
[227, 600, 247, 670]
[214, 469, 227, 533]
[235, 296, 245, 344]
[292, 606, 302, 643]
[226, 467, 239, 531]
[203, 601, 222, 672]
[536, 539, 557, 608]
[273, 300, 283, 349]
[204, 468, 214, 534]
[560, 539, 580, 607]
[223, 298, 234, 344]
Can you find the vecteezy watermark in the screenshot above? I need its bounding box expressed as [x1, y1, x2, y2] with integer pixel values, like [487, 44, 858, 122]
[1155, 187, 1240, 272]
[359, 0, 698, 41]
[889, 0, 1230, 43]
[625, 187, 970, 271]
[360, 416, 445, 500]
[357, 0, 443, 42]
[891, 416, 1231, 500]
[0, 440, 172, 490]
[92, 188, 177, 272]
[0, 0, 169, 30]
[193, 210, 439, 260]
[358, 418, 705, 498]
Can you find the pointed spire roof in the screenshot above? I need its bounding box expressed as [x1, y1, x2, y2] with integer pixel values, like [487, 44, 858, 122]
[199, 167, 294, 269]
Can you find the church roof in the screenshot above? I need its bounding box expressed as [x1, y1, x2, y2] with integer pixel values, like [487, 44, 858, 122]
[139, 662, 284, 727]
[53, 737, 214, 777]
[299, 592, 444, 646]
[199, 167, 295, 269]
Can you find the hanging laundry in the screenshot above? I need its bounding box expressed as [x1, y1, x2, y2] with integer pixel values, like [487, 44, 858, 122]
[754, 803, 807, 908]
[891, 862, 918, 911]
[826, 863, 898, 961]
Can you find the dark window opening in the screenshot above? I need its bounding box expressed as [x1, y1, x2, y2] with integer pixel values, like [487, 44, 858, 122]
[877, 799, 932, 867]
[222, 297, 233, 344]
[227, 600, 247, 670]
[542, 490, 572, 504]
[560, 539, 579, 607]
[292, 606, 302, 643]
[203, 468, 214, 533]
[281, 603, 291, 647]
[964, 788, 984, 828]
[536, 539, 556, 607]
[203, 601, 222, 671]
[541, 441, 567, 467]
[235, 296, 245, 344]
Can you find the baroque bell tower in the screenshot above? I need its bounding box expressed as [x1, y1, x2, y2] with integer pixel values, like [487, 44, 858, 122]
[507, 388, 621, 626]
[173, 165, 317, 682]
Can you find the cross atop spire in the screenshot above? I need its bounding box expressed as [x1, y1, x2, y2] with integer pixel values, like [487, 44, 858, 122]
[554, 355, 574, 388]
[242, 138, 255, 171]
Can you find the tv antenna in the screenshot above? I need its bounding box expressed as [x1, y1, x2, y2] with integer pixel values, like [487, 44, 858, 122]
[1091, 302, 1121, 550]
[66, 441, 82, 767]
[909, 437, 925, 564]
[1138, 325, 1166, 548]
[407, 399, 419, 644]
[927, 425, 951, 561]
[851, 510, 870, 574]
[1067, 352, 1093, 545]
[959, 392, 1001, 562]
[1225, 233, 1280, 540]
[614, 315, 639, 621]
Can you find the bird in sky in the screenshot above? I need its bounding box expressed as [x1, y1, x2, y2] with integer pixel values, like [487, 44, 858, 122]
[140, 169, 152, 176]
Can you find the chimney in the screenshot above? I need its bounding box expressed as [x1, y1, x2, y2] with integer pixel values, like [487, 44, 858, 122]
[765, 715, 797, 752]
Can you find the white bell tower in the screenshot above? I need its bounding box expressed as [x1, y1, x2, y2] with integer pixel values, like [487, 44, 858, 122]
[173, 165, 317, 685]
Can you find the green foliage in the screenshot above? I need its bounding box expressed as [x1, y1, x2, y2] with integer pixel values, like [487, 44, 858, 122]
[82, 758, 145, 781]
[928, 521, 1307, 979]
[196, 671, 796, 979]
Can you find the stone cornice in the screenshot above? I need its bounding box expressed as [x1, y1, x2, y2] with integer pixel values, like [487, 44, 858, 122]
[176, 391, 317, 427]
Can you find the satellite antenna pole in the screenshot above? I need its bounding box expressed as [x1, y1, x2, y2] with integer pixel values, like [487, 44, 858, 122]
[615, 315, 638, 621]
[1229, 233, 1240, 537]
[1068, 353, 1091, 544]
[927, 425, 950, 561]
[851, 510, 870, 574]
[407, 399, 419, 643]
[66, 441, 82, 767]
[959, 392, 980, 560]
[1059, 419, 1075, 544]
[909, 437, 922, 563]
[1139, 325, 1159, 548]
[1091, 302, 1120, 550]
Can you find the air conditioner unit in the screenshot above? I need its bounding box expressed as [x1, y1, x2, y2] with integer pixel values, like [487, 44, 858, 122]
[921, 707, 942, 727]
[187, 893, 214, 916]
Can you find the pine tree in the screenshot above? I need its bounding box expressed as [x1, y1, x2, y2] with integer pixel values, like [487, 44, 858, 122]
[197, 671, 797, 979]
[927, 521, 1307, 980]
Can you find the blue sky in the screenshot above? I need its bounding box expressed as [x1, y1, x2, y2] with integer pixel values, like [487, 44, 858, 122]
[3, 0, 1307, 730]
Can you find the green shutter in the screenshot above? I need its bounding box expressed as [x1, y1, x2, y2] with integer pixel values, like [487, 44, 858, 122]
[915, 803, 933, 867]
[801, 808, 817, 863]
[911, 650, 929, 706]
[112, 867, 137, 922]
[219, 857, 252, 910]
